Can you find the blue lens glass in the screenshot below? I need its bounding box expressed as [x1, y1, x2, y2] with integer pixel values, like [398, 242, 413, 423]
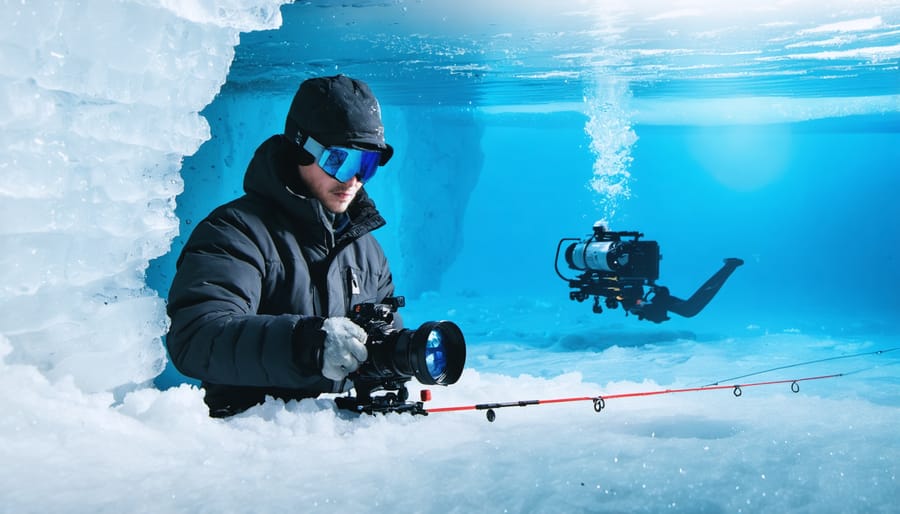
[322, 147, 349, 171]
[319, 147, 381, 184]
[425, 329, 447, 379]
[356, 151, 381, 182]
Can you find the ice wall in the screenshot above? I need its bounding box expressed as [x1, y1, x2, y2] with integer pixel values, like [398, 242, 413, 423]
[392, 108, 483, 296]
[0, 0, 286, 394]
[145, 90, 288, 299]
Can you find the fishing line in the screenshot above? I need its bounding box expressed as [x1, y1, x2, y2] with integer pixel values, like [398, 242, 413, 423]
[702, 346, 900, 386]
[831, 355, 900, 378]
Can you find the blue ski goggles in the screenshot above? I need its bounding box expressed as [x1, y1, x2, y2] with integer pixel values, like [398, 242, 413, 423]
[302, 135, 383, 184]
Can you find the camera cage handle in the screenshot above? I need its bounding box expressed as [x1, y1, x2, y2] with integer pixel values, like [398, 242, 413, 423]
[381, 295, 406, 311]
[554, 238, 582, 282]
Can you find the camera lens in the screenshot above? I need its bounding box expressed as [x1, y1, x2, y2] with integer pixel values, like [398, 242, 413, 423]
[410, 321, 465, 386]
[354, 319, 466, 387]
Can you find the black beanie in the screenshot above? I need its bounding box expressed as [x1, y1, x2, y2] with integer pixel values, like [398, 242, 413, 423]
[284, 75, 393, 165]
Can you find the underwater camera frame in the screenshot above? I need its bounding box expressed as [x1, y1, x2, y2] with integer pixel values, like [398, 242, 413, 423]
[556, 223, 744, 323]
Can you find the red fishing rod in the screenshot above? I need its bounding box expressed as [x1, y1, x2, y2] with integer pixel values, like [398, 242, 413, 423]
[423, 346, 900, 421]
[424, 374, 843, 422]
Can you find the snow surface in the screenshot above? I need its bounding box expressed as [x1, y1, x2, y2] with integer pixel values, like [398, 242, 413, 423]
[1, 1, 898, 513]
[3, 311, 899, 513]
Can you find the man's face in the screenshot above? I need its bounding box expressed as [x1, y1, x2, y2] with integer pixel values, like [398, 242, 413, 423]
[298, 163, 363, 214]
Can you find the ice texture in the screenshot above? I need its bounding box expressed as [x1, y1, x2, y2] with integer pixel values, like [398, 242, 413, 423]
[0, 0, 286, 392]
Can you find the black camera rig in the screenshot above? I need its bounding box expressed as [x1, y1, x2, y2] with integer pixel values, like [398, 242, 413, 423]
[335, 297, 466, 416]
[555, 223, 743, 323]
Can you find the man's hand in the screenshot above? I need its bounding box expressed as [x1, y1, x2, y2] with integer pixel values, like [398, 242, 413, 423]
[321, 317, 369, 381]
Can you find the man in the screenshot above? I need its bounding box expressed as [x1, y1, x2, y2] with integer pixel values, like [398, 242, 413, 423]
[165, 75, 397, 417]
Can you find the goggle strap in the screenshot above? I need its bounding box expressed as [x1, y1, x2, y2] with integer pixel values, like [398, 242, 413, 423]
[302, 135, 327, 157]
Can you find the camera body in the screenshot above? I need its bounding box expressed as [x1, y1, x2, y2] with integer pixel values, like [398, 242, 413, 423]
[564, 228, 660, 281]
[336, 296, 466, 415]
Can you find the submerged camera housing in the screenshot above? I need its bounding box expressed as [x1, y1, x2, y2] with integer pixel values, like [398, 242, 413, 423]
[335, 296, 466, 415]
[565, 232, 660, 281]
[556, 222, 743, 323]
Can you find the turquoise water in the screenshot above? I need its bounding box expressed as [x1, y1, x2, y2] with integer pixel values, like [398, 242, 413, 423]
[149, 2, 900, 387]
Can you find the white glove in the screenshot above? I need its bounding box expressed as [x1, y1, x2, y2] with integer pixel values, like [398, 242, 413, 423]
[321, 317, 369, 381]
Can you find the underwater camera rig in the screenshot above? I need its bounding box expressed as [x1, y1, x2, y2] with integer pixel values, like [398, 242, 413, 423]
[555, 222, 744, 323]
[335, 297, 466, 416]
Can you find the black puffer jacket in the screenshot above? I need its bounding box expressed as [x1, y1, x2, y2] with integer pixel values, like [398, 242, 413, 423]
[166, 135, 395, 416]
